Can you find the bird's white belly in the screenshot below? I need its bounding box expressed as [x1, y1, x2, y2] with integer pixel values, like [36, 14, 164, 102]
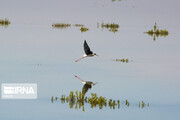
[87, 54, 94, 57]
[83, 54, 93, 57]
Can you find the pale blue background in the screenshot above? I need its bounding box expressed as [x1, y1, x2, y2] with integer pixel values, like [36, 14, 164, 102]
[0, 0, 180, 119]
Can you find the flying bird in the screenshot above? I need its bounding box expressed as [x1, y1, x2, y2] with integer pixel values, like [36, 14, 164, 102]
[75, 40, 98, 62]
[74, 75, 97, 95]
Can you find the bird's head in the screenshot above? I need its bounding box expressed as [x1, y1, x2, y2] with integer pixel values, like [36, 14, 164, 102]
[92, 82, 98, 86]
[93, 53, 98, 56]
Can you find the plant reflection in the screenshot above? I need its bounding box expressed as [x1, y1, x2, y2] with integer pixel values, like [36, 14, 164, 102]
[145, 22, 169, 41]
[51, 91, 149, 111]
[74, 75, 97, 97]
[51, 76, 148, 111]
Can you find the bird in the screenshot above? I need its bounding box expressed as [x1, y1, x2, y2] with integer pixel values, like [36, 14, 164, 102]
[75, 40, 98, 62]
[74, 75, 97, 95]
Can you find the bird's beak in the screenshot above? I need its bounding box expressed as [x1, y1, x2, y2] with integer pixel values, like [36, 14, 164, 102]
[96, 54, 99, 56]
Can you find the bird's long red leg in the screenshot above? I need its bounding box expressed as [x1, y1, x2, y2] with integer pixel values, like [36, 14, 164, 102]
[75, 56, 86, 62]
[74, 75, 85, 82]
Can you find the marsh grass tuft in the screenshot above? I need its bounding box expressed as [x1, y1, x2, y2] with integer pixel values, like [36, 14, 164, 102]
[51, 96, 53, 103]
[52, 23, 71, 29]
[101, 22, 119, 33]
[0, 18, 11, 27]
[53, 91, 149, 111]
[138, 100, 149, 108]
[125, 99, 130, 107]
[114, 58, 129, 63]
[145, 23, 169, 41]
[52, 23, 88, 33]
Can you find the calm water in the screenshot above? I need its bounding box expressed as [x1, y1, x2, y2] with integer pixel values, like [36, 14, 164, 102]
[0, 0, 180, 119]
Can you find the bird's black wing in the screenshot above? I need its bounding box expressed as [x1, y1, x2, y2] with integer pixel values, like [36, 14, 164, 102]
[82, 84, 92, 96]
[84, 40, 93, 55]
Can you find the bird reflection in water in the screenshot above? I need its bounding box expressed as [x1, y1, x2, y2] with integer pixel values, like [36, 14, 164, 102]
[74, 75, 97, 96]
[51, 76, 149, 111]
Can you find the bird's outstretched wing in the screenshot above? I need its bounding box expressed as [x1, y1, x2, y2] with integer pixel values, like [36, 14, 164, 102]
[84, 40, 92, 55]
[82, 84, 92, 96]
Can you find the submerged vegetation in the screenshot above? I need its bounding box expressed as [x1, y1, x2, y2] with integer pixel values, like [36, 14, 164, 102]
[101, 22, 119, 33]
[52, 23, 71, 29]
[51, 91, 149, 111]
[114, 58, 129, 63]
[0, 18, 11, 27]
[145, 22, 169, 41]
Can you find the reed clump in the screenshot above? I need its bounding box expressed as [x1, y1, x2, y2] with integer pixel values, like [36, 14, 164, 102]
[146, 29, 169, 36]
[52, 91, 149, 111]
[138, 100, 149, 108]
[52, 23, 71, 29]
[101, 22, 119, 33]
[114, 58, 129, 63]
[125, 99, 130, 107]
[101, 23, 119, 29]
[145, 23, 169, 40]
[0, 18, 11, 26]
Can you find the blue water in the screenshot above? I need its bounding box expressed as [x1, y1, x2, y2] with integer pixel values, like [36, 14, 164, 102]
[0, 0, 180, 119]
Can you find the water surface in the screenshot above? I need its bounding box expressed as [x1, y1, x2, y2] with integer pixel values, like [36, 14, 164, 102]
[0, 0, 180, 119]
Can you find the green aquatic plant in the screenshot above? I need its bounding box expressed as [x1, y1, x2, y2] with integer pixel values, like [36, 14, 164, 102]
[55, 97, 58, 101]
[125, 99, 130, 107]
[138, 100, 149, 108]
[110, 100, 117, 109]
[146, 29, 169, 36]
[145, 23, 169, 41]
[60, 95, 66, 103]
[98, 96, 107, 109]
[80, 27, 89, 32]
[101, 22, 119, 33]
[0, 18, 11, 27]
[138, 101, 141, 108]
[55, 91, 149, 111]
[114, 58, 129, 63]
[101, 23, 119, 29]
[52, 23, 71, 29]
[51, 96, 53, 103]
[142, 100, 145, 108]
[117, 100, 120, 109]
[109, 28, 118, 33]
[74, 24, 84, 27]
